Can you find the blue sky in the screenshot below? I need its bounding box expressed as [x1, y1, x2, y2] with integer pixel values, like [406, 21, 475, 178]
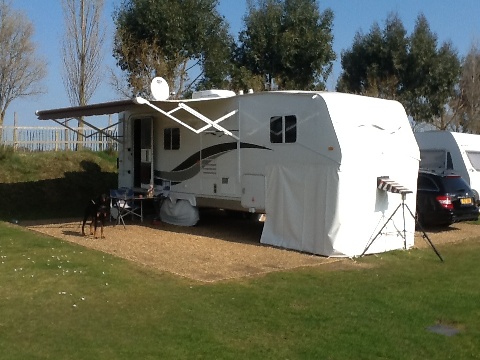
[6, 0, 480, 127]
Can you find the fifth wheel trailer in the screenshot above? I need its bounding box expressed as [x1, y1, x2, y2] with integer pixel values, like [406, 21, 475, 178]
[415, 130, 480, 203]
[36, 89, 419, 257]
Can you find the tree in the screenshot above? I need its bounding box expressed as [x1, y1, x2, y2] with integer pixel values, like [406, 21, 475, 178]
[452, 42, 480, 133]
[337, 13, 408, 99]
[110, 32, 171, 99]
[195, 21, 235, 92]
[62, 0, 106, 149]
[403, 14, 460, 126]
[236, 0, 335, 90]
[0, 0, 46, 141]
[337, 13, 460, 125]
[113, 0, 232, 98]
[279, 0, 335, 89]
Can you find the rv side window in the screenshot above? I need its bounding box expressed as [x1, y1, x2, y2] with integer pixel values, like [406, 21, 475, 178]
[466, 151, 480, 171]
[270, 115, 297, 143]
[270, 116, 283, 143]
[285, 115, 297, 143]
[164, 128, 180, 150]
[446, 152, 453, 169]
[419, 149, 446, 170]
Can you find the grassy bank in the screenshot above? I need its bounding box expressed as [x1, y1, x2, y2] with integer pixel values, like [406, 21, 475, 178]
[0, 222, 479, 359]
[0, 148, 117, 221]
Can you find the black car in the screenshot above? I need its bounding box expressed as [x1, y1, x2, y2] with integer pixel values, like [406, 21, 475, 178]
[416, 170, 479, 227]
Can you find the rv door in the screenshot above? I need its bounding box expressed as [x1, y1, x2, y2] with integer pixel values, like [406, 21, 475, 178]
[133, 118, 153, 189]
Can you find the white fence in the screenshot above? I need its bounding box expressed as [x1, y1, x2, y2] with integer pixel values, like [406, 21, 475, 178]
[0, 125, 118, 152]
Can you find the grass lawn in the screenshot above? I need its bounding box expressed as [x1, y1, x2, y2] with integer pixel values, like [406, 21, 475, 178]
[1, 221, 479, 359]
[0, 149, 117, 221]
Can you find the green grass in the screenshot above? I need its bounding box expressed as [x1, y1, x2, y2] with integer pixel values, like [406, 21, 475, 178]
[1, 221, 480, 359]
[0, 149, 117, 220]
[468, 217, 480, 225]
[1, 149, 480, 358]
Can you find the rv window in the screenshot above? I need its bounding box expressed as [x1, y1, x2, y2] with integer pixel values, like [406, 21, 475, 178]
[270, 116, 283, 143]
[419, 149, 446, 170]
[285, 115, 297, 143]
[164, 128, 180, 150]
[446, 152, 453, 169]
[270, 115, 297, 143]
[466, 151, 480, 171]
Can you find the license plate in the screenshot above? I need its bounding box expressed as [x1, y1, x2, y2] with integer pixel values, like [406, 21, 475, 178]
[460, 198, 472, 205]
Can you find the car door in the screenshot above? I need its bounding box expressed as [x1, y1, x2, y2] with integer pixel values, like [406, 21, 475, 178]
[417, 174, 440, 223]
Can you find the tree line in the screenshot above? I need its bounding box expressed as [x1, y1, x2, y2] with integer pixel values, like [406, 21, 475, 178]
[0, 0, 479, 136]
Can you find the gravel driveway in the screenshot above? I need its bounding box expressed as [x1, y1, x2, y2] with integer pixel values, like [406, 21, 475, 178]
[22, 210, 479, 282]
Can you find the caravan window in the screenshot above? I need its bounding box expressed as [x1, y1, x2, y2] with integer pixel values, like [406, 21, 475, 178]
[419, 149, 449, 170]
[270, 115, 297, 143]
[466, 151, 480, 171]
[270, 116, 283, 143]
[164, 128, 180, 150]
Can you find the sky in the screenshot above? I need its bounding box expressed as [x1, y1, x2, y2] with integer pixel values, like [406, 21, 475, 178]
[5, 0, 480, 127]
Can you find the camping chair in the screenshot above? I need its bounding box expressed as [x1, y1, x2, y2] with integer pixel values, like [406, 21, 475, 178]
[109, 188, 142, 228]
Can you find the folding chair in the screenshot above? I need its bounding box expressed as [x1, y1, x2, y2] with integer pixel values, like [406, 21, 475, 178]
[110, 188, 141, 228]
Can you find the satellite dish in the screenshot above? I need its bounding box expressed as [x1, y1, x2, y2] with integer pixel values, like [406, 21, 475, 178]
[150, 77, 170, 100]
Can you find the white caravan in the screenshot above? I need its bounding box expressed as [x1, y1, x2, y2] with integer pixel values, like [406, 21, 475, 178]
[415, 131, 480, 202]
[37, 88, 419, 257]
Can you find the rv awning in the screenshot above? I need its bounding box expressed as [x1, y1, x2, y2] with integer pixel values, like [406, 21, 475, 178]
[35, 99, 138, 144]
[35, 99, 137, 120]
[35, 96, 240, 142]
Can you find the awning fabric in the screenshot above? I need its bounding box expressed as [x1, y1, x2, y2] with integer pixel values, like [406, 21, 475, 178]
[35, 99, 137, 120]
[377, 176, 412, 195]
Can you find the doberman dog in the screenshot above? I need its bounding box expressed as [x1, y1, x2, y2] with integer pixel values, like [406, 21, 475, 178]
[82, 194, 109, 238]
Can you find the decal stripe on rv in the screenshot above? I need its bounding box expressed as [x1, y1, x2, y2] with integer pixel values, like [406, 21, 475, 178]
[154, 142, 271, 182]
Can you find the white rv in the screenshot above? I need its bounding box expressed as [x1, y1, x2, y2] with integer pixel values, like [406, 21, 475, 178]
[415, 131, 480, 202]
[37, 88, 419, 257]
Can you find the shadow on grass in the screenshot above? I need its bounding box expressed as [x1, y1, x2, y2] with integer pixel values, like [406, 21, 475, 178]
[0, 160, 117, 221]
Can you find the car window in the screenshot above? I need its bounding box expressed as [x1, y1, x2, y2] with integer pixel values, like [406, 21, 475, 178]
[442, 176, 470, 193]
[417, 175, 438, 191]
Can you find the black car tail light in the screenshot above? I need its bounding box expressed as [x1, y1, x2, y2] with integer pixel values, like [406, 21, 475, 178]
[436, 195, 453, 209]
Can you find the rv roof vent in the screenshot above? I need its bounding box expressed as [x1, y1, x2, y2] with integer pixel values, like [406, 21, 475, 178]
[191, 89, 236, 99]
[150, 77, 170, 100]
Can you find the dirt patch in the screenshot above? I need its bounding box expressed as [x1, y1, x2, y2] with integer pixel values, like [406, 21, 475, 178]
[22, 211, 346, 282]
[21, 211, 479, 282]
[414, 222, 480, 249]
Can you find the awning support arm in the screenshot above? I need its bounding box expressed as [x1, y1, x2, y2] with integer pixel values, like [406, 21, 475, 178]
[135, 97, 239, 140]
[52, 118, 122, 144]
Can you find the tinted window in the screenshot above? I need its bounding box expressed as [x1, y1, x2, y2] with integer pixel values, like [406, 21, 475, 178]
[270, 115, 297, 143]
[285, 115, 297, 143]
[270, 116, 283, 143]
[446, 152, 453, 169]
[418, 175, 438, 191]
[442, 176, 470, 193]
[419, 150, 446, 170]
[164, 128, 180, 150]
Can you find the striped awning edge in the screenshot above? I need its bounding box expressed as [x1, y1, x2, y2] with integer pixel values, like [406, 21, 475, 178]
[377, 176, 412, 194]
